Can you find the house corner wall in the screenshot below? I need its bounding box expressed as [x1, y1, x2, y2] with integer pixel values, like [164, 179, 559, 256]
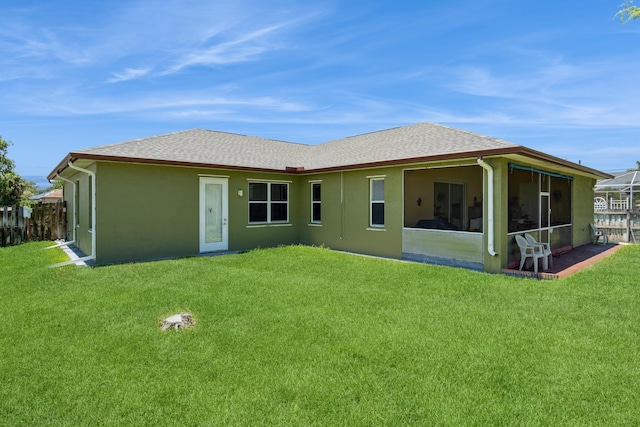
[572, 175, 597, 247]
[62, 164, 95, 258]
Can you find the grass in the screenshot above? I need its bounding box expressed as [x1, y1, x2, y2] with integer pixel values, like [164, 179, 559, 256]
[1, 242, 639, 425]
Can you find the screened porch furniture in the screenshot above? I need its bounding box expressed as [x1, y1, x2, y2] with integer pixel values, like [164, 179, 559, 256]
[515, 234, 548, 273]
[524, 233, 553, 268]
[589, 223, 609, 245]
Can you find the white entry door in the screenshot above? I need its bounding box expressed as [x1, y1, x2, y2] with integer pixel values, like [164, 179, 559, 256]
[199, 177, 228, 252]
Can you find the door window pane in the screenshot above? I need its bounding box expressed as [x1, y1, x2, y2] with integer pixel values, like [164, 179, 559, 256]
[205, 183, 222, 243]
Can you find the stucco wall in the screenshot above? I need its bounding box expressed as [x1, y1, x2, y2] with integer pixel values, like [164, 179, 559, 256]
[572, 175, 598, 247]
[94, 162, 301, 264]
[298, 167, 403, 259]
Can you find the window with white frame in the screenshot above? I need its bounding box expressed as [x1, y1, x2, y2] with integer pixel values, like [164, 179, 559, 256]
[311, 182, 321, 223]
[369, 177, 385, 227]
[248, 182, 289, 223]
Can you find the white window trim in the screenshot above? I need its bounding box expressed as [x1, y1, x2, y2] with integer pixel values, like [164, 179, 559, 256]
[310, 181, 322, 224]
[246, 223, 293, 229]
[369, 177, 385, 228]
[246, 178, 292, 183]
[248, 181, 290, 224]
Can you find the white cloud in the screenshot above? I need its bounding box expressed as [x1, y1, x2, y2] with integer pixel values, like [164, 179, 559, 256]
[444, 57, 640, 128]
[5, 86, 317, 117]
[160, 21, 301, 76]
[107, 68, 152, 83]
[0, 1, 321, 84]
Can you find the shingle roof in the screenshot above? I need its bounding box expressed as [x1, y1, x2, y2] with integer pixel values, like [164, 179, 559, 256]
[33, 189, 63, 200]
[72, 128, 309, 171]
[303, 122, 518, 170]
[49, 122, 608, 179]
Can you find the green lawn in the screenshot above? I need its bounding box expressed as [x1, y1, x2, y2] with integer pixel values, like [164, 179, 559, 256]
[1, 242, 638, 425]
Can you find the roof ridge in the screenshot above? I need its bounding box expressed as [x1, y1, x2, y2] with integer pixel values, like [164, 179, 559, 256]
[342, 126, 402, 139]
[424, 122, 518, 146]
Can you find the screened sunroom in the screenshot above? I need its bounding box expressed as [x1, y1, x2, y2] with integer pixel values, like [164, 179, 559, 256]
[402, 164, 486, 270]
[506, 164, 573, 268]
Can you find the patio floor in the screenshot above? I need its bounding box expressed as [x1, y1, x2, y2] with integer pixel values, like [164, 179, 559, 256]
[502, 243, 624, 279]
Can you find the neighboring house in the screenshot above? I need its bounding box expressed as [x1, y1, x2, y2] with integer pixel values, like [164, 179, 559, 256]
[32, 189, 63, 204]
[593, 170, 640, 243]
[594, 170, 640, 211]
[47, 122, 611, 272]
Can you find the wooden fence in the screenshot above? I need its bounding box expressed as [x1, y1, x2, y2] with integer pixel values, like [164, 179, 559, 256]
[594, 209, 640, 243]
[1, 201, 67, 247]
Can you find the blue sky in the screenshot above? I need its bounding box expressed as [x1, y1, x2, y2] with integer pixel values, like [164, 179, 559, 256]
[2, 0, 639, 181]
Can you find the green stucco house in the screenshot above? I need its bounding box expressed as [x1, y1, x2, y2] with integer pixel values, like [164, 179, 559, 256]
[47, 122, 610, 272]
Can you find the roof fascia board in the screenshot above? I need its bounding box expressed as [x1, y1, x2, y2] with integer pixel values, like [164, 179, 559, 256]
[47, 153, 74, 181]
[514, 147, 612, 179]
[64, 153, 294, 175]
[300, 147, 523, 174]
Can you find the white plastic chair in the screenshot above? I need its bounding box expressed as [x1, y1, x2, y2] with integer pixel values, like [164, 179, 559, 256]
[524, 233, 553, 268]
[515, 234, 546, 273]
[590, 223, 609, 245]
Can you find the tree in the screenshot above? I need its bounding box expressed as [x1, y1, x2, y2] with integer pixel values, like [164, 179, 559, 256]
[617, 1, 640, 23]
[42, 178, 64, 193]
[626, 161, 640, 172]
[0, 135, 26, 206]
[20, 180, 41, 206]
